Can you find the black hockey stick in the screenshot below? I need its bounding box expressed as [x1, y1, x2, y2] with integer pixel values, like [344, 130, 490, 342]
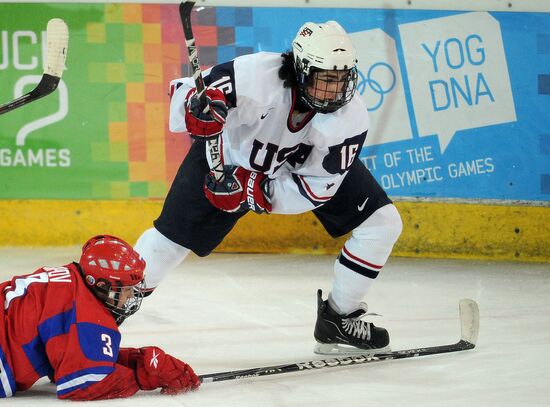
[179, 1, 224, 182]
[199, 299, 479, 383]
[0, 18, 68, 115]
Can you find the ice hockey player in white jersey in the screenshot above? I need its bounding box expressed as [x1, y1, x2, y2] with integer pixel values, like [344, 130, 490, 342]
[135, 21, 403, 355]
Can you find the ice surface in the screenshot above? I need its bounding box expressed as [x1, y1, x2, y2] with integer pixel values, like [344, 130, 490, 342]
[1, 247, 549, 406]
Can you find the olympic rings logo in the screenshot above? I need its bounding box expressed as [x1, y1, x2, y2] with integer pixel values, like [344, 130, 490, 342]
[356, 62, 396, 112]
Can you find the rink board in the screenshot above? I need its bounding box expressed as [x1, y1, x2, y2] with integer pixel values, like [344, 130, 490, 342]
[1, 199, 547, 262]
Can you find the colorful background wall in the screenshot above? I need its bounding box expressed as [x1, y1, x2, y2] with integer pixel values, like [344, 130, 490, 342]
[0, 1, 548, 261]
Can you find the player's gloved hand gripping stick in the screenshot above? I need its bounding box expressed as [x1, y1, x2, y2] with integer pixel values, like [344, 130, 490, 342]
[184, 87, 228, 138]
[180, 1, 270, 214]
[179, 1, 226, 182]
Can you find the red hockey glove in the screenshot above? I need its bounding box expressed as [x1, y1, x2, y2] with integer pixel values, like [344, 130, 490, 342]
[204, 165, 272, 214]
[118, 347, 200, 394]
[185, 87, 228, 140]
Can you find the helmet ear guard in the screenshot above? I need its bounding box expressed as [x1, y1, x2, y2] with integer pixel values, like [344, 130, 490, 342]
[89, 278, 111, 301]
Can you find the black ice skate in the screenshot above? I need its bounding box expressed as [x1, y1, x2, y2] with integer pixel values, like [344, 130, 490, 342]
[314, 289, 391, 355]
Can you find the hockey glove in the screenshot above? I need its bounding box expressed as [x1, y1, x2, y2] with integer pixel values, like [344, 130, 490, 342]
[204, 165, 272, 214]
[185, 87, 228, 140]
[118, 347, 200, 394]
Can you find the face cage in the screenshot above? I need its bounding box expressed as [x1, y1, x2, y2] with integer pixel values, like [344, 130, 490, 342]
[299, 67, 358, 113]
[104, 281, 145, 325]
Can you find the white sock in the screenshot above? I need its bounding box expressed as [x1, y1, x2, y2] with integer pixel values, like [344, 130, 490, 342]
[329, 259, 374, 314]
[328, 204, 402, 314]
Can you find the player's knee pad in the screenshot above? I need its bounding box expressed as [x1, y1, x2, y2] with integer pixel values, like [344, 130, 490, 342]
[134, 227, 190, 290]
[342, 204, 402, 272]
[352, 203, 402, 246]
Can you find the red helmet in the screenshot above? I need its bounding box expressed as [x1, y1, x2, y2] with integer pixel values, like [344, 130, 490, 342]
[79, 235, 146, 325]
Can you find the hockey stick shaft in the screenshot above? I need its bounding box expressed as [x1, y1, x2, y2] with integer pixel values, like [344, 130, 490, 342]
[179, 1, 224, 182]
[200, 340, 474, 383]
[199, 299, 479, 383]
[0, 18, 68, 115]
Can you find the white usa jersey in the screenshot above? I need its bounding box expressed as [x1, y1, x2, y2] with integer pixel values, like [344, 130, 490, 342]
[169, 52, 370, 215]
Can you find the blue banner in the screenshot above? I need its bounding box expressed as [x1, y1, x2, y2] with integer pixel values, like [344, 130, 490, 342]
[218, 8, 549, 201]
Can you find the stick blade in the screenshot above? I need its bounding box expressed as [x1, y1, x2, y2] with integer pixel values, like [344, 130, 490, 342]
[459, 298, 479, 346]
[45, 18, 68, 78]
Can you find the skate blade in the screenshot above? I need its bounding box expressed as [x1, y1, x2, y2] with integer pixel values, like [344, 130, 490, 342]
[314, 342, 391, 356]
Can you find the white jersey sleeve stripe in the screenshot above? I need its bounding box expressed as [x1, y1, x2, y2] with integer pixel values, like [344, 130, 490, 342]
[0, 355, 15, 397]
[56, 373, 108, 393]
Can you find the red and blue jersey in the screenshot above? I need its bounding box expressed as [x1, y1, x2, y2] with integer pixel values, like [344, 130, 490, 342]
[0, 263, 140, 400]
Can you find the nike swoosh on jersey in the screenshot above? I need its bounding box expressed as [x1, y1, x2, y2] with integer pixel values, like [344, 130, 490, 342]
[357, 197, 369, 211]
[260, 107, 274, 120]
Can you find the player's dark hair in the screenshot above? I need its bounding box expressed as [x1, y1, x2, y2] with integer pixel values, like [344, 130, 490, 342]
[279, 51, 297, 88]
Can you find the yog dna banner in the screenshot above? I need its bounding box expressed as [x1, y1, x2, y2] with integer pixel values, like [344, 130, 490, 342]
[252, 9, 548, 202]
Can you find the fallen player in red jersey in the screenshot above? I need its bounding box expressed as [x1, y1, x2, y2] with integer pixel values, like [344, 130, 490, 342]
[0, 235, 200, 400]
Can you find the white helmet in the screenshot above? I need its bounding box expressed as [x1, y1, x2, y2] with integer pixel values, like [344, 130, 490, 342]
[292, 21, 358, 113]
